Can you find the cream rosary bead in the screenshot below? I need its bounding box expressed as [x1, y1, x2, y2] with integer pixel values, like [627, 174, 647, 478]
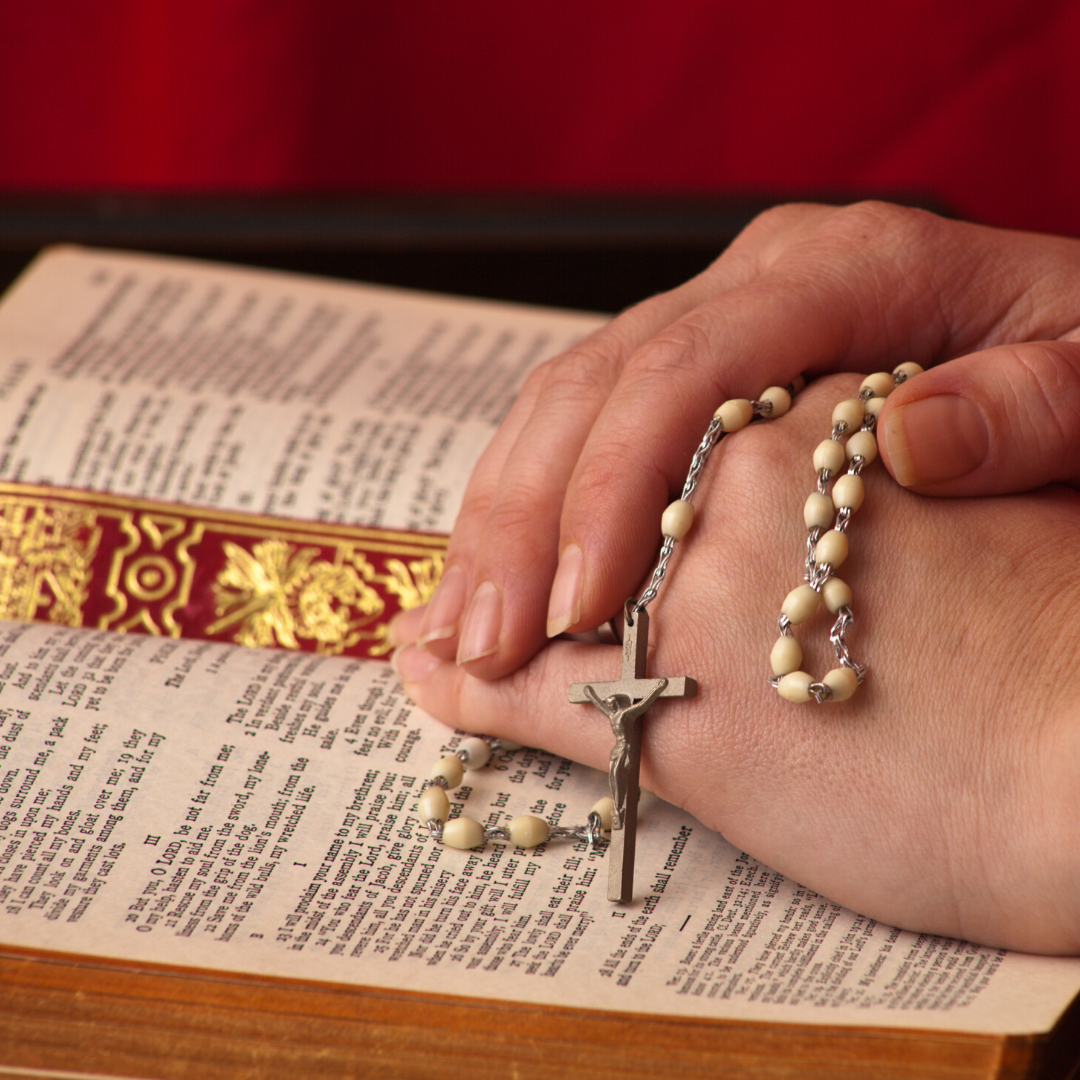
[442, 817, 486, 849]
[418, 785, 451, 824]
[425, 739, 612, 853]
[508, 815, 550, 847]
[431, 755, 465, 789]
[831, 473, 865, 512]
[804, 492, 835, 530]
[759, 385, 792, 417]
[777, 671, 813, 703]
[821, 576, 852, 614]
[823, 667, 858, 702]
[591, 797, 614, 831]
[814, 529, 848, 569]
[832, 398, 864, 432]
[770, 635, 803, 676]
[782, 584, 820, 623]
[859, 372, 894, 398]
[661, 499, 694, 540]
[864, 396, 887, 420]
[846, 430, 878, 464]
[715, 398, 753, 432]
[458, 737, 492, 770]
[893, 361, 924, 381]
[813, 439, 847, 474]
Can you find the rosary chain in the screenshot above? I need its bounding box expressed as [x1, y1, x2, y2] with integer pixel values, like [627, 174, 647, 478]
[632, 392, 796, 617]
[420, 737, 612, 850]
[769, 364, 924, 703]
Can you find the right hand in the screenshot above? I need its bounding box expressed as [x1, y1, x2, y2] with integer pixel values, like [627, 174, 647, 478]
[398, 202, 1080, 679]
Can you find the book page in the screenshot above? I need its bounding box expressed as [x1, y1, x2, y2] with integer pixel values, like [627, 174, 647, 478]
[0, 247, 604, 532]
[1, 621, 1077, 1036]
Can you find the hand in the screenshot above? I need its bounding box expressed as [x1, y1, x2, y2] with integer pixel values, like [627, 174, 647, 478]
[397, 202, 1080, 678]
[394, 373, 1080, 953]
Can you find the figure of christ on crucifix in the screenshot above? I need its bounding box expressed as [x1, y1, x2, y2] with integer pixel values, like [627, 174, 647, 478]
[569, 608, 697, 903]
[583, 680, 669, 831]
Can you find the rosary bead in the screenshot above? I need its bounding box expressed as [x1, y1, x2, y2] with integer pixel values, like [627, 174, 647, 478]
[790, 373, 807, 395]
[661, 499, 695, 540]
[859, 372, 895, 398]
[892, 361, 925, 382]
[770, 635, 803, 676]
[419, 785, 451, 824]
[715, 398, 754, 432]
[821, 576, 853, 613]
[864, 396, 887, 419]
[777, 671, 813, 702]
[822, 667, 858, 702]
[760, 385, 792, 418]
[813, 439, 847, 474]
[432, 755, 465, 789]
[457, 737, 492, 770]
[814, 528, 848, 569]
[442, 817, 485, 849]
[591, 796, 614, 831]
[804, 492, 835, 530]
[846, 430, 878, 464]
[831, 473, 865, 512]
[781, 584, 820, 623]
[832, 398, 865, 432]
[508, 815, 550, 847]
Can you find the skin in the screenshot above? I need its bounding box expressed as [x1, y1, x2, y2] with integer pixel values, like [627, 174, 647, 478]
[390, 202, 1080, 953]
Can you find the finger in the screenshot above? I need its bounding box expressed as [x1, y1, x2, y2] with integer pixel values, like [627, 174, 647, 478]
[387, 605, 425, 648]
[445, 229, 793, 677]
[551, 206, 1080, 639]
[879, 341, 1080, 493]
[393, 638, 619, 769]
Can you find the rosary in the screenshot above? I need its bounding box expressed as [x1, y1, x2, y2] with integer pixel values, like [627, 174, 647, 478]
[418, 362, 923, 902]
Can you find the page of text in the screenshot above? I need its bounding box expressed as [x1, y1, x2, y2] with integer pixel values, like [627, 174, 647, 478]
[0, 247, 605, 531]
[0, 622, 1077, 1036]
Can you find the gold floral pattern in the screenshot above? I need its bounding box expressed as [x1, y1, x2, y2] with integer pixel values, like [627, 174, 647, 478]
[0, 503, 101, 626]
[209, 539, 443, 655]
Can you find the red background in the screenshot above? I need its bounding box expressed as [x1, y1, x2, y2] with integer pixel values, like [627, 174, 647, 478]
[2, 2, 1079, 236]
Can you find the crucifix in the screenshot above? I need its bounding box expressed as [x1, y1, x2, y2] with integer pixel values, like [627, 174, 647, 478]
[569, 608, 696, 903]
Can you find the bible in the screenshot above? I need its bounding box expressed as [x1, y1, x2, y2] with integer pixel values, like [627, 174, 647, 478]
[0, 247, 1078, 1080]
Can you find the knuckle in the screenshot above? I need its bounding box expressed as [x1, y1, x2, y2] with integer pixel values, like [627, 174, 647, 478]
[1010, 343, 1080, 458]
[811, 200, 944, 255]
[526, 338, 624, 400]
[741, 201, 823, 242]
[455, 484, 493, 527]
[484, 495, 548, 537]
[629, 316, 715, 382]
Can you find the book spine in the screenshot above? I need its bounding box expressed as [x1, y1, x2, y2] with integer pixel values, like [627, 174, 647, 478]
[0, 482, 445, 661]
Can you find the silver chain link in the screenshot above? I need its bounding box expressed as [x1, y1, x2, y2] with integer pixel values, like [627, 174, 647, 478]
[632, 393, 792, 616]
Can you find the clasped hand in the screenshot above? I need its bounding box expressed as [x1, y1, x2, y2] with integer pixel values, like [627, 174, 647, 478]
[392, 202, 1080, 954]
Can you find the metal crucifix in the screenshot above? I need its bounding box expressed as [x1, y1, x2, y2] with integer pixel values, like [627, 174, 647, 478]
[569, 608, 696, 903]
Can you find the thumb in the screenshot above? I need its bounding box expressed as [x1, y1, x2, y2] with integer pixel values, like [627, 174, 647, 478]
[878, 342, 1080, 494]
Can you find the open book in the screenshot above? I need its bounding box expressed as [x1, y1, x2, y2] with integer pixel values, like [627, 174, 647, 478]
[1, 248, 1078, 1079]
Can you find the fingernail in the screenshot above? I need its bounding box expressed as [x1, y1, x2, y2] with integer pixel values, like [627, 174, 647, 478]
[456, 581, 502, 664]
[546, 543, 583, 637]
[418, 564, 467, 647]
[881, 395, 989, 487]
[392, 644, 440, 684]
